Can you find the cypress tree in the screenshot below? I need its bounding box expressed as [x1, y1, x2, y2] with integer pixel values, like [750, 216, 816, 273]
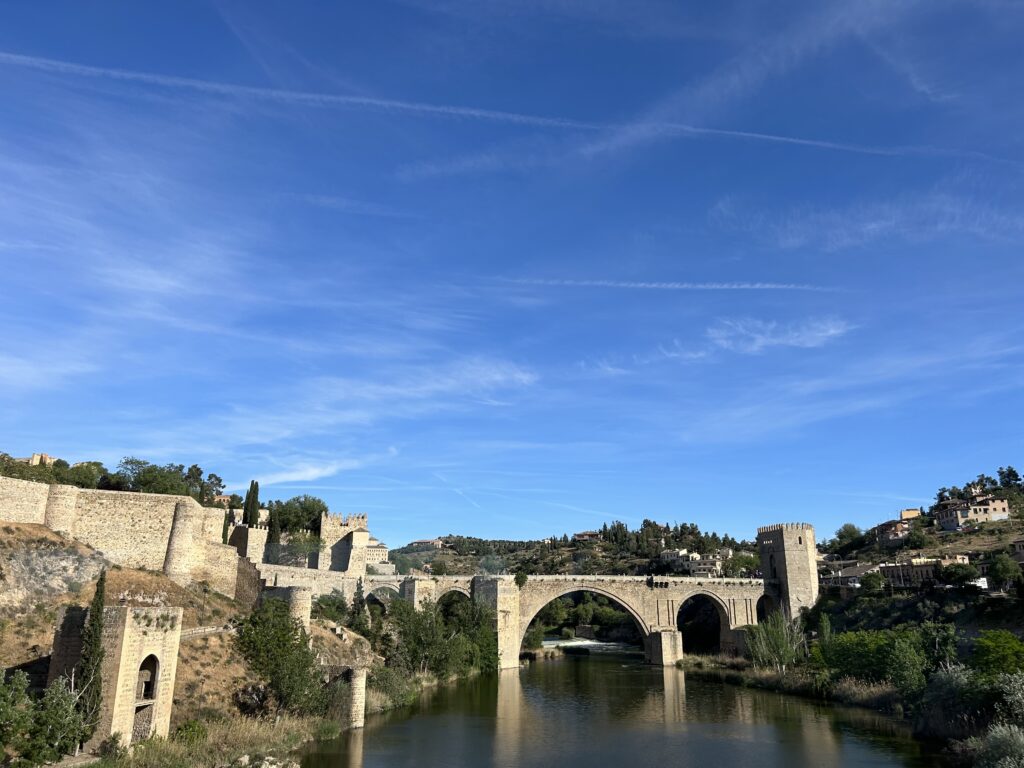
[77, 569, 106, 741]
[243, 480, 260, 526]
[221, 511, 230, 544]
[266, 507, 281, 564]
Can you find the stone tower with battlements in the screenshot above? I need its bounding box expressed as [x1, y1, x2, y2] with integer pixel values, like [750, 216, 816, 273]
[318, 512, 371, 575]
[756, 523, 819, 618]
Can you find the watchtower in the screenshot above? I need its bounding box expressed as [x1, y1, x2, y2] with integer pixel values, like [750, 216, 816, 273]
[756, 523, 818, 618]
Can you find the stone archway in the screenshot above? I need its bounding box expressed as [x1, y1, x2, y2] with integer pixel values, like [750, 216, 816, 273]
[518, 586, 650, 656]
[132, 654, 160, 743]
[677, 593, 730, 654]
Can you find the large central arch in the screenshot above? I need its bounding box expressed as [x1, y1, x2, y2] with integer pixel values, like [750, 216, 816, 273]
[518, 584, 652, 655]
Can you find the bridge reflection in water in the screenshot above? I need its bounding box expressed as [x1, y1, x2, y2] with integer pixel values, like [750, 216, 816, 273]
[303, 657, 943, 768]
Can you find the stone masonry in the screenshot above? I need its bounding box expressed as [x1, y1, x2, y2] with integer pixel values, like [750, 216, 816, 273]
[49, 606, 182, 749]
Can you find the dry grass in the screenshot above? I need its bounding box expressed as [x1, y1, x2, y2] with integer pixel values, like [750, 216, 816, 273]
[171, 633, 252, 727]
[831, 676, 902, 712]
[94, 714, 333, 768]
[0, 523, 245, 670]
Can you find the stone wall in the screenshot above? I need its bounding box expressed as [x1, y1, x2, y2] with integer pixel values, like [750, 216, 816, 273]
[234, 556, 264, 610]
[49, 606, 182, 749]
[0, 474, 50, 523]
[0, 476, 243, 602]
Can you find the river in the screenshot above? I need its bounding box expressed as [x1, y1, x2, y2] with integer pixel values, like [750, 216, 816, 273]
[301, 650, 948, 768]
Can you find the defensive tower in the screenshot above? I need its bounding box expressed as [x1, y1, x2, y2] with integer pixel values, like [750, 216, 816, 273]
[756, 522, 818, 618]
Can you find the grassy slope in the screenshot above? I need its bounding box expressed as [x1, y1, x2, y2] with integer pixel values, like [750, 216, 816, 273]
[0, 522, 364, 728]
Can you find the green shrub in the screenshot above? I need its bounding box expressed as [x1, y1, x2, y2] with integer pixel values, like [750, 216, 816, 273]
[971, 723, 1024, 768]
[369, 666, 416, 708]
[173, 718, 208, 745]
[972, 631, 1024, 677]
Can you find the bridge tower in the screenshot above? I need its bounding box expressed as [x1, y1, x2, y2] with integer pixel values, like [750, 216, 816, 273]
[756, 523, 818, 618]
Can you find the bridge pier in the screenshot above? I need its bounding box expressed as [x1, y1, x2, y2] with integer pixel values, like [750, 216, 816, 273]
[473, 576, 521, 670]
[645, 629, 684, 667]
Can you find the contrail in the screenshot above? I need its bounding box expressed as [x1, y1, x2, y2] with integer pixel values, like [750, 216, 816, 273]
[0, 49, 1002, 163]
[0, 50, 599, 130]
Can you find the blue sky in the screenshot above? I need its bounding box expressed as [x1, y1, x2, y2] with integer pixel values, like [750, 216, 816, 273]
[2, 1, 1022, 548]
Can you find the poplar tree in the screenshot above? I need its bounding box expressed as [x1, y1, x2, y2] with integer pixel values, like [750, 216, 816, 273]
[77, 569, 106, 740]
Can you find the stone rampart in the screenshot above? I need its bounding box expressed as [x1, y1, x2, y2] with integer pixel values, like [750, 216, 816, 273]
[0, 476, 243, 601]
[0, 474, 50, 523]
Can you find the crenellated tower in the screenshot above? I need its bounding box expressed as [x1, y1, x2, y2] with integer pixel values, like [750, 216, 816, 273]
[756, 522, 818, 618]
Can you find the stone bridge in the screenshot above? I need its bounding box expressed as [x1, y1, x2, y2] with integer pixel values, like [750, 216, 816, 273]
[358, 522, 817, 670]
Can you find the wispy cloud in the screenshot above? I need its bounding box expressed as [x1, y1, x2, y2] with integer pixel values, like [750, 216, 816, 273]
[578, 0, 925, 157]
[508, 278, 831, 292]
[707, 318, 853, 354]
[772, 193, 1024, 250]
[300, 194, 419, 219]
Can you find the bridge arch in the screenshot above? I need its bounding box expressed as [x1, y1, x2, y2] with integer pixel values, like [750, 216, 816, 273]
[518, 584, 651, 654]
[677, 592, 731, 654]
[367, 585, 400, 614]
[438, 585, 472, 601]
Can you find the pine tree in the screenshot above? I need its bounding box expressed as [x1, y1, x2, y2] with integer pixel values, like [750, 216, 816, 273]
[77, 570, 106, 742]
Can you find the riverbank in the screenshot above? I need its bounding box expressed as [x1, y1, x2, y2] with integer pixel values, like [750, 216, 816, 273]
[676, 654, 906, 714]
[89, 665, 493, 768]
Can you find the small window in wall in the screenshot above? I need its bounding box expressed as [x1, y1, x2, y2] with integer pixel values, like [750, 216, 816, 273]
[798, 536, 803, 545]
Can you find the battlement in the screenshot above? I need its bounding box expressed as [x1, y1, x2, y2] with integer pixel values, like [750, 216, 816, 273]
[757, 522, 812, 535]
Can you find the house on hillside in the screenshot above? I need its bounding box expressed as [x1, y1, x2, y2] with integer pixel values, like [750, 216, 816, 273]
[869, 519, 912, 548]
[935, 492, 1010, 531]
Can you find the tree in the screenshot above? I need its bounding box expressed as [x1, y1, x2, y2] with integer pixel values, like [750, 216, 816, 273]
[971, 630, 1024, 676]
[989, 554, 1023, 592]
[22, 677, 86, 764]
[746, 611, 804, 674]
[940, 563, 981, 587]
[265, 495, 328, 533]
[998, 466, 1022, 491]
[514, 571, 528, 589]
[267, 507, 282, 548]
[221, 511, 231, 544]
[834, 523, 863, 547]
[0, 670, 33, 758]
[859, 571, 886, 593]
[349, 581, 370, 637]
[77, 570, 106, 742]
[234, 599, 325, 715]
[242, 480, 260, 526]
[431, 559, 449, 576]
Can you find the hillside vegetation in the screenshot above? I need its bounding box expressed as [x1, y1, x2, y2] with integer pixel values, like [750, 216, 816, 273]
[391, 519, 755, 577]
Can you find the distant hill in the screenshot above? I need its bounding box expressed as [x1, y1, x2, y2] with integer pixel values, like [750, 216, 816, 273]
[390, 519, 756, 577]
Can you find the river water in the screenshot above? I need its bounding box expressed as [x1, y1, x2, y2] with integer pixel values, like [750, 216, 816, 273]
[301, 651, 948, 768]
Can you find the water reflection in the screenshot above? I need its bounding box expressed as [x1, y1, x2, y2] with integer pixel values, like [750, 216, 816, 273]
[302, 656, 947, 768]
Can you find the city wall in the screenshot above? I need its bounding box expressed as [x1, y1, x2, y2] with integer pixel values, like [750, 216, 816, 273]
[0, 475, 238, 598]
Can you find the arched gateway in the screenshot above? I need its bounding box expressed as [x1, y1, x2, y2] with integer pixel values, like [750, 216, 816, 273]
[363, 522, 818, 669]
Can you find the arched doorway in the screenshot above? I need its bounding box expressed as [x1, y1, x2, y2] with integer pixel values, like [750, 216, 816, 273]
[520, 589, 647, 656]
[132, 654, 160, 743]
[677, 594, 727, 654]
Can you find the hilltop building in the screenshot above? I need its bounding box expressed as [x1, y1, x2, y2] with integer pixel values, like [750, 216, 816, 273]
[935, 491, 1010, 531]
